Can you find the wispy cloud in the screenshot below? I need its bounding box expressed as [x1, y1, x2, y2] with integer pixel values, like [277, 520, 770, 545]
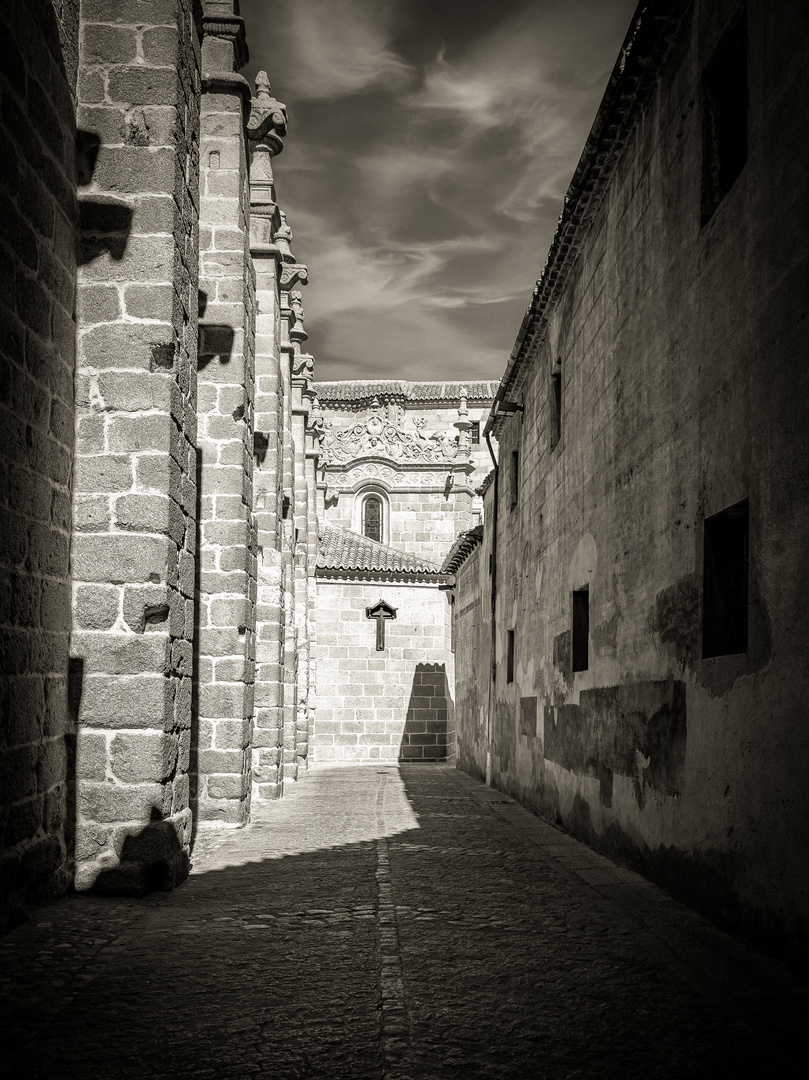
[252, 0, 415, 101]
[240, 0, 638, 379]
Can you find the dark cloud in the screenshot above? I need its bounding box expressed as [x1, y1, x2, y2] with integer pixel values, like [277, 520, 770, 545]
[240, 0, 638, 381]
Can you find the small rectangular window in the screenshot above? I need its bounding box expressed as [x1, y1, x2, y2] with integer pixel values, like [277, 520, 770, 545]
[703, 499, 748, 658]
[572, 588, 589, 672]
[550, 362, 562, 450]
[506, 629, 515, 683]
[511, 451, 519, 509]
[701, 9, 748, 226]
[470, 421, 480, 444]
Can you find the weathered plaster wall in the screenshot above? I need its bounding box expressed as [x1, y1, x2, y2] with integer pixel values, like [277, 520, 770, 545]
[456, 0, 809, 958]
[0, 0, 79, 929]
[312, 580, 454, 762]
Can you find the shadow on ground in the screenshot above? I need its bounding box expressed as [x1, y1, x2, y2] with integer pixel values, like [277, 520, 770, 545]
[0, 765, 805, 1080]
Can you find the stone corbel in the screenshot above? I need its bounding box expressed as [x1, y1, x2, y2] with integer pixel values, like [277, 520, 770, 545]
[279, 263, 309, 289]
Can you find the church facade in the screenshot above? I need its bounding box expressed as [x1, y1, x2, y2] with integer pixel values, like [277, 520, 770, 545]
[1, 0, 807, 964]
[311, 381, 495, 763]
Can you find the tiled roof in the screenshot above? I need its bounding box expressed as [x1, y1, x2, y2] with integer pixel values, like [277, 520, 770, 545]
[441, 526, 484, 575]
[317, 525, 443, 577]
[314, 380, 499, 405]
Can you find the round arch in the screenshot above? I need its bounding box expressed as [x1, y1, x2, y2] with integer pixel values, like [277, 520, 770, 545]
[353, 485, 390, 545]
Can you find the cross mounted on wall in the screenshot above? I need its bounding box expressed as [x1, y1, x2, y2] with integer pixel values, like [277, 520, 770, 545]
[366, 599, 397, 651]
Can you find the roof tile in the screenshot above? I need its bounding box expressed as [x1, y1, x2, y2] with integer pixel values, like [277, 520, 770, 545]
[317, 525, 442, 576]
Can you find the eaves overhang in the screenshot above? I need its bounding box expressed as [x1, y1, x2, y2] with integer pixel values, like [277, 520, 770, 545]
[484, 0, 691, 440]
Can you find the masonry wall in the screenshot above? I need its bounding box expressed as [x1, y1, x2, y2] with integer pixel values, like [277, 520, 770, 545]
[453, 541, 491, 784]
[195, 20, 256, 827]
[456, 0, 809, 958]
[312, 579, 454, 762]
[70, 0, 201, 892]
[0, 0, 79, 929]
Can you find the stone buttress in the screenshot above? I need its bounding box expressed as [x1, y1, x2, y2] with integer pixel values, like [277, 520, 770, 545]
[71, 0, 201, 891]
[194, 2, 256, 827]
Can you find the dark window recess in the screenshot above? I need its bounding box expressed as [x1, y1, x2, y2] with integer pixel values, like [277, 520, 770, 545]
[506, 629, 515, 683]
[363, 496, 382, 542]
[511, 451, 519, 509]
[703, 499, 749, 658]
[572, 588, 589, 672]
[550, 361, 562, 450]
[701, 8, 748, 226]
[470, 421, 481, 444]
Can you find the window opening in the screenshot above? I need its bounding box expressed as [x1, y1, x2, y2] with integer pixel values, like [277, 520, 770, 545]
[703, 499, 748, 657]
[701, 9, 748, 226]
[363, 495, 382, 542]
[470, 421, 481, 444]
[511, 451, 519, 509]
[507, 629, 515, 683]
[572, 588, 589, 672]
[550, 360, 562, 450]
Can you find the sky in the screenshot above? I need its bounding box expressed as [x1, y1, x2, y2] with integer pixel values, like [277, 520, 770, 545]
[239, 0, 639, 382]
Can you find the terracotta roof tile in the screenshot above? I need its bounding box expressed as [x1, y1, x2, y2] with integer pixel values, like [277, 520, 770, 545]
[441, 526, 484, 574]
[317, 525, 442, 576]
[314, 380, 499, 405]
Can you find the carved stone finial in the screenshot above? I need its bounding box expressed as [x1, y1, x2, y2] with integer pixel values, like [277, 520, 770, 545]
[289, 293, 308, 345]
[247, 70, 288, 155]
[274, 209, 294, 261]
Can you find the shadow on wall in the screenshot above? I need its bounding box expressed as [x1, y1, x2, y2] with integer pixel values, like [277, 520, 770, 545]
[92, 808, 189, 896]
[399, 663, 454, 762]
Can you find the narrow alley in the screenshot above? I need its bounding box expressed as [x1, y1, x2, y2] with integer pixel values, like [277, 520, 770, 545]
[1, 764, 804, 1079]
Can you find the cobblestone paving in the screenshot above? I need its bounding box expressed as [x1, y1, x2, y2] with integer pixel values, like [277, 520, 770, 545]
[1, 764, 805, 1079]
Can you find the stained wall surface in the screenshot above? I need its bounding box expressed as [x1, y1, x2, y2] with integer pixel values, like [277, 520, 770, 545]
[0, 0, 79, 930]
[312, 580, 454, 763]
[454, 0, 809, 959]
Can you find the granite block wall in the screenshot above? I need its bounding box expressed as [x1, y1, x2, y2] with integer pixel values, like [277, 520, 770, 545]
[312, 580, 454, 763]
[0, 0, 80, 930]
[70, 0, 201, 892]
[195, 13, 256, 827]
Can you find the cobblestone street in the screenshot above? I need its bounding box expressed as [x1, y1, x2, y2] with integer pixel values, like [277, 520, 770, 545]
[1, 764, 805, 1080]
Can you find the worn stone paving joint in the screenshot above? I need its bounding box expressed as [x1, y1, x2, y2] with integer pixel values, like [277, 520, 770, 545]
[375, 781, 413, 1076]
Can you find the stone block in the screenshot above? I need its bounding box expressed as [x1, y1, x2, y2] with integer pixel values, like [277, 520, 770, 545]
[80, 23, 137, 65]
[78, 674, 172, 728]
[197, 748, 246, 774]
[78, 781, 170, 825]
[110, 731, 176, 784]
[72, 534, 172, 584]
[206, 774, 249, 800]
[72, 455, 133, 495]
[106, 68, 178, 109]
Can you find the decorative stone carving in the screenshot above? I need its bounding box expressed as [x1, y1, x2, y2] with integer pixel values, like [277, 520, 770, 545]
[319, 408, 461, 465]
[280, 263, 309, 288]
[247, 71, 288, 154]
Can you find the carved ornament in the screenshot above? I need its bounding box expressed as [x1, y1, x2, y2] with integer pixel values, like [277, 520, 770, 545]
[319, 408, 461, 466]
[247, 71, 288, 155]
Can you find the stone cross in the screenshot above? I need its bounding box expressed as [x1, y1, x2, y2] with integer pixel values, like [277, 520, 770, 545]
[366, 599, 397, 651]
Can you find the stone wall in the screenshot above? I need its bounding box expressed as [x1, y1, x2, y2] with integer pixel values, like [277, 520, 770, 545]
[0, 0, 80, 930]
[312, 580, 454, 763]
[70, 0, 201, 892]
[195, 6, 256, 827]
[452, 0, 809, 959]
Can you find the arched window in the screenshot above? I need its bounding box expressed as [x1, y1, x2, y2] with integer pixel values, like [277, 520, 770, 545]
[363, 495, 382, 542]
